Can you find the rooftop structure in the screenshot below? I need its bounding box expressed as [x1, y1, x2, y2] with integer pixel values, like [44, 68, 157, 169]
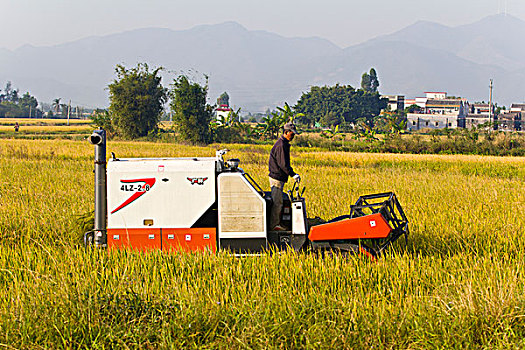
[382, 95, 405, 111]
[510, 104, 525, 112]
[425, 92, 447, 99]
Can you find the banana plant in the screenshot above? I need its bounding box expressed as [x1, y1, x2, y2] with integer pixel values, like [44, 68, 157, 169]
[321, 124, 339, 139]
[354, 119, 379, 142]
[233, 121, 260, 141]
[210, 107, 241, 130]
[258, 114, 280, 139]
[228, 108, 242, 125]
[276, 102, 305, 124]
[321, 125, 347, 147]
[258, 103, 304, 139]
[210, 114, 229, 130]
[381, 110, 407, 134]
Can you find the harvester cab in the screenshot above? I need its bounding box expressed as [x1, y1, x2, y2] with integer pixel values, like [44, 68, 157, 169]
[86, 129, 408, 257]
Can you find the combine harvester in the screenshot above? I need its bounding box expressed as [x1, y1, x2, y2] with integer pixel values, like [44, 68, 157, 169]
[85, 129, 409, 257]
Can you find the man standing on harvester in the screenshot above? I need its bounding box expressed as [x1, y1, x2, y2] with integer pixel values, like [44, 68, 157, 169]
[269, 122, 301, 231]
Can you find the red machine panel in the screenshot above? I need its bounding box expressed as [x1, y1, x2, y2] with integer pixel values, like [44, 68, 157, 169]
[162, 228, 217, 252]
[107, 228, 161, 251]
[309, 213, 392, 241]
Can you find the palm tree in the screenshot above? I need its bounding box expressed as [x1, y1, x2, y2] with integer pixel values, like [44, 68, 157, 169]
[52, 98, 61, 115]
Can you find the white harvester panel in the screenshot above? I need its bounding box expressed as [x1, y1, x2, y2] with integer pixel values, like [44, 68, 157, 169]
[107, 158, 216, 229]
[218, 173, 266, 239]
[292, 199, 308, 235]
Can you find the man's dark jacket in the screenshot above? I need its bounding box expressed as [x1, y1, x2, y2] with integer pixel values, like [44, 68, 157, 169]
[269, 136, 296, 182]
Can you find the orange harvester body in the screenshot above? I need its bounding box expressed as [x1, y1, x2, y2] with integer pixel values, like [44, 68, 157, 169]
[107, 228, 217, 252]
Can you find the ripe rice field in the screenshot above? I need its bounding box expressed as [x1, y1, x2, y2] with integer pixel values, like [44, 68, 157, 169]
[1, 138, 525, 348]
[0, 118, 91, 125]
[0, 118, 93, 140]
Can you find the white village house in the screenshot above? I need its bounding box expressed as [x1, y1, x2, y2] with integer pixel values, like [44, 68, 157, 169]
[407, 92, 469, 131]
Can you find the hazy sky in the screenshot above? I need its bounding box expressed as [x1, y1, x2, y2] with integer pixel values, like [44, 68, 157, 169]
[1, 0, 524, 50]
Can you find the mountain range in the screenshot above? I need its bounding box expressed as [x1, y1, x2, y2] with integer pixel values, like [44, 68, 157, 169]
[0, 14, 523, 112]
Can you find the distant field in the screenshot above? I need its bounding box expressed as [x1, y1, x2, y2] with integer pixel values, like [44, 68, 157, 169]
[0, 118, 92, 125]
[0, 118, 93, 139]
[1, 138, 524, 348]
[0, 125, 92, 132]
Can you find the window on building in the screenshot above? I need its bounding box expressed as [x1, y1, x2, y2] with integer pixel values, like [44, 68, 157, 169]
[425, 121, 429, 126]
[448, 122, 452, 127]
[412, 121, 416, 125]
[435, 122, 439, 126]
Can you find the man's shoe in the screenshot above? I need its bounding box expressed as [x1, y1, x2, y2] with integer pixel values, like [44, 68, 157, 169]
[272, 225, 286, 231]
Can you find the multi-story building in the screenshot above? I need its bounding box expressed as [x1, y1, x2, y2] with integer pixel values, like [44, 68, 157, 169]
[494, 104, 523, 131]
[400, 91, 523, 132]
[215, 92, 233, 123]
[216, 105, 232, 121]
[382, 95, 405, 112]
[406, 92, 469, 131]
[497, 111, 522, 131]
[465, 103, 495, 129]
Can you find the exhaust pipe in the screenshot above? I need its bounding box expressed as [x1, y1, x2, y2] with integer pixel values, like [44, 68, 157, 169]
[89, 132, 103, 145]
[90, 128, 107, 248]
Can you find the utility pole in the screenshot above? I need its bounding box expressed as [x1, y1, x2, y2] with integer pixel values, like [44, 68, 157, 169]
[67, 100, 71, 126]
[488, 79, 494, 130]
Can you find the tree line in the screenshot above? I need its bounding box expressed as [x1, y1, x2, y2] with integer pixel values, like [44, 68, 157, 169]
[0, 82, 43, 118]
[101, 63, 388, 144]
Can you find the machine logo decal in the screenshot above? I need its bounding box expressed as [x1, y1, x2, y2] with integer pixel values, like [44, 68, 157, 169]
[111, 178, 156, 214]
[187, 177, 208, 185]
